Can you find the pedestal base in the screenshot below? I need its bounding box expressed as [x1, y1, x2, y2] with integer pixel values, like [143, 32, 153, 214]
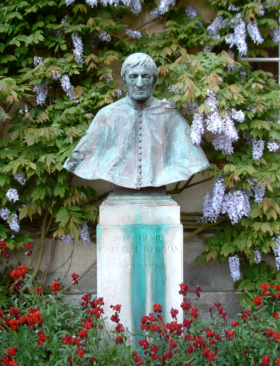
[97, 194, 183, 347]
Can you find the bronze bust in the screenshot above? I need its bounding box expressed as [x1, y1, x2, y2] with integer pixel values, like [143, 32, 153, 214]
[64, 53, 210, 189]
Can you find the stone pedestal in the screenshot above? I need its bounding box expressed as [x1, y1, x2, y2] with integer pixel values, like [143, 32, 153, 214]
[97, 194, 183, 347]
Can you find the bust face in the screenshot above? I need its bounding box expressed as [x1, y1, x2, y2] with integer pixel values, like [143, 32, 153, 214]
[124, 64, 155, 102]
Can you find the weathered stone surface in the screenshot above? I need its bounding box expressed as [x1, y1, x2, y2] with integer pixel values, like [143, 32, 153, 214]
[97, 194, 183, 346]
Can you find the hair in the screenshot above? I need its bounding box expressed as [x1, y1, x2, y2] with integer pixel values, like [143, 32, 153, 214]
[121, 53, 158, 84]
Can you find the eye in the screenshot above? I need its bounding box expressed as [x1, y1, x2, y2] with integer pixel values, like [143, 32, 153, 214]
[129, 74, 137, 79]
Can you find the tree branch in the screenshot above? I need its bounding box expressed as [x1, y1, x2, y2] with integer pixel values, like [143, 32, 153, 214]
[184, 218, 227, 240]
[20, 211, 50, 292]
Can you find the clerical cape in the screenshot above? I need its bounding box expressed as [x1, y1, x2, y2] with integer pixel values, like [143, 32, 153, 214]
[63, 96, 210, 189]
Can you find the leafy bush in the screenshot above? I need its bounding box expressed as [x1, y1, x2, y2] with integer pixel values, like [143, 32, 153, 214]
[1, 0, 280, 291]
[1, 270, 280, 365]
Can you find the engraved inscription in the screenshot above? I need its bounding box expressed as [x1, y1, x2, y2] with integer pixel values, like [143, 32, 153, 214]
[115, 234, 165, 242]
[99, 245, 179, 254]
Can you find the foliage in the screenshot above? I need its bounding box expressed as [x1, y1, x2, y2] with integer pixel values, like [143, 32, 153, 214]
[0, 0, 280, 291]
[1, 277, 280, 365]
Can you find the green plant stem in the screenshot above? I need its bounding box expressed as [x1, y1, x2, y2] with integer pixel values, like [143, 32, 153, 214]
[58, 258, 97, 294]
[20, 211, 50, 292]
[168, 176, 213, 195]
[41, 235, 56, 285]
[167, 174, 194, 194]
[184, 218, 227, 240]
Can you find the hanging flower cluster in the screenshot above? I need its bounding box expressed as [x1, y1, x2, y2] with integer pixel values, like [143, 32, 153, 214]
[0, 207, 11, 220]
[33, 83, 48, 106]
[125, 29, 142, 39]
[6, 189, 19, 203]
[72, 33, 84, 64]
[98, 31, 111, 42]
[79, 222, 91, 244]
[191, 90, 245, 154]
[151, 0, 175, 18]
[50, 69, 61, 80]
[14, 172, 26, 186]
[33, 56, 44, 66]
[8, 214, 20, 232]
[161, 98, 177, 109]
[228, 255, 241, 282]
[273, 236, 280, 271]
[61, 232, 73, 244]
[203, 177, 250, 224]
[66, 0, 141, 15]
[267, 140, 280, 152]
[254, 249, 262, 264]
[54, 16, 68, 37]
[60, 75, 77, 102]
[185, 5, 199, 19]
[252, 139, 265, 161]
[247, 179, 266, 204]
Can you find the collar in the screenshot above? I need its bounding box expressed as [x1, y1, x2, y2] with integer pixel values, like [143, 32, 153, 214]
[125, 95, 153, 110]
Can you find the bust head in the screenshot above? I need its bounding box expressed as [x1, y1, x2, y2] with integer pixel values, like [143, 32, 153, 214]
[121, 53, 158, 103]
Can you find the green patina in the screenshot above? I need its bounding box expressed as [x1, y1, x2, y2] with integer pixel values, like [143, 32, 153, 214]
[122, 224, 167, 349]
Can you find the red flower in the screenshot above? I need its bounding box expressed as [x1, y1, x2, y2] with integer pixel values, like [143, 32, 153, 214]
[71, 273, 79, 285]
[153, 303, 162, 313]
[261, 355, 270, 365]
[7, 347, 17, 356]
[179, 283, 189, 296]
[214, 301, 221, 309]
[183, 319, 192, 329]
[182, 364, 191, 366]
[91, 307, 103, 318]
[115, 323, 124, 333]
[110, 314, 120, 323]
[245, 308, 251, 316]
[33, 286, 43, 295]
[231, 320, 239, 327]
[62, 334, 72, 344]
[67, 357, 73, 365]
[0, 240, 7, 250]
[139, 338, 150, 349]
[195, 285, 202, 297]
[151, 344, 159, 352]
[225, 330, 236, 340]
[181, 301, 191, 311]
[205, 328, 213, 338]
[151, 353, 158, 360]
[76, 348, 86, 358]
[260, 282, 270, 294]
[170, 308, 178, 319]
[115, 335, 123, 344]
[10, 265, 28, 281]
[37, 332, 47, 345]
[273, 312, 279, 319]
[190, 306, 199, 319]
[9, 307, 20, 317]
[78, 329, 88, 339]
[82, 318, 94, 329]
[187, 344, 194, 354]
[253, 296, 262, 306]
[110, 304, 122, 313]
[24, 243, 33, 250]
[9, 319, 19, 330]
[209, 338, 217, 345]
[51, 281, 61, 293]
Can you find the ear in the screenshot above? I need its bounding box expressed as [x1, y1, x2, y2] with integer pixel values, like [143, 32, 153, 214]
[122, 77, 127, 89]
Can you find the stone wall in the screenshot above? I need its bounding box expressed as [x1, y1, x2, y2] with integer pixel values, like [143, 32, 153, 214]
[0, 0, 248, 320]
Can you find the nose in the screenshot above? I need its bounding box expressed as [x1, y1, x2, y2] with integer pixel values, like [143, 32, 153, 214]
[136, 75, 144, 88]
